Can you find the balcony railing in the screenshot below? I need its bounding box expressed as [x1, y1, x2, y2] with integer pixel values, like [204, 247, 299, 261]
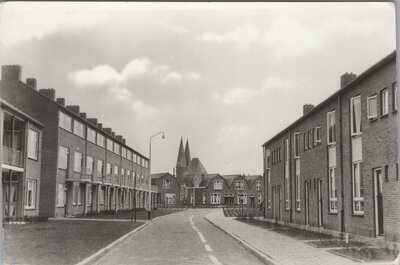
[2, 145, 24, 168]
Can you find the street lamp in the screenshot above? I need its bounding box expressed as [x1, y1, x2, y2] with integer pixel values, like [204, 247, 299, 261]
[148, 131, 165, 220]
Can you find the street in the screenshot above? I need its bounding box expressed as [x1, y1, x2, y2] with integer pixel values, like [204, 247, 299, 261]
[91, 209, 264, 265]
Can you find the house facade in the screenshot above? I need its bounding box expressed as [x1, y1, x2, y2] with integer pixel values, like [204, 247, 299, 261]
[0, 65, 158, 218]
[151, 172, 181, 207]
[1, 98, 43, 220]
[263, 51, 398, 241]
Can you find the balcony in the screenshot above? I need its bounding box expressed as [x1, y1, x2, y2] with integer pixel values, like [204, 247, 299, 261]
[2, 145, 24, 168]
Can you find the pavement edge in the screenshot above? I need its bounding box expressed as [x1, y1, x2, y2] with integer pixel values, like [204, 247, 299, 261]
[204, 215, 281, 265]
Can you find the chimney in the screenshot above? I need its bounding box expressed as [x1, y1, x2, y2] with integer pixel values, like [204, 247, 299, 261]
[122, 138, 126, 145]
[79, 112, 87, 119]
[66, 105, 80, 114]
[39, 88, 56, 100]
[111, 132, 116, 137]
[104, 128, 112, 135]
[116, 135, 123, 142]
[97, 123, 103, 129]
[340, 72, 357, 88]
[87, 118, 98, 126]
[303, 104, 314, 115]
[56, 98, 66, 106]
[26, 78, 37, 90]
[1, 65, 21, 81]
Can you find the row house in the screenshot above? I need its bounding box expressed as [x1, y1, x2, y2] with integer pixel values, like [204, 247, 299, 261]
[0, 65, 158, 218]
[262, 51, 398, 241]
[151, 172, 181, 207]
[1, 99, 43, 220]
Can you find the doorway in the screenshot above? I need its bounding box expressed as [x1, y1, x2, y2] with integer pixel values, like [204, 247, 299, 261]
[304, 180, 310, 225]
[317, 179, 323, 227]
[374, 168, 384, 236]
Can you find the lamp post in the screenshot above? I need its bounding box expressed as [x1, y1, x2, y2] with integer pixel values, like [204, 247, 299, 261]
[148, 131, 165, 220]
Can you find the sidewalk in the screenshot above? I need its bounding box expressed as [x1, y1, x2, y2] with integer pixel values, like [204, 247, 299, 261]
[205, 209, 395, 265]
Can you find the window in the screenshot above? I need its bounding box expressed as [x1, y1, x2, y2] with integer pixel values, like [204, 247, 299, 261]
[190, 193, 194, 204]
[393, 83, 398, 111]
[304, 132, 308, 150]
[25, 179, 37, 209]
[284, 139, 290, 210]
[86, 156, 94, 176]
[237, 193, 247, 204]
[308, 130, 313, 149]
[114, 165, 119, 182]
[106, 163, 112, 177]
[366, 95, 378, 119]
[122, 147, 126, 158]
[74, 151, 83, 173]
[99, 189, 104, 205]
[58, 146, 69, 170]
[73, 120, 85, 138]
[126, 170, 131, 182]
[203, 193, 206, 204]
[256, 181, 261, 190]
[133, 153, 137, 163]
[27, 129, 39, 160]
[381, 88, 389, 116]
[210, 193, 221, 204]
[314, 126, 321, 145]
[121, 168, 125, 183]
[57, 184, 66, 207]
[294, 132, 300, 157]
[114, 143, 120, 155]
[59, 111, 72, 132]
[73, 185, 81, 205]
[127, 150, 132, 161]
[163, 179, 171, 189]
[87, 127, 96, 143]
[352, 161, 364, 214]
[235, 180, 244, 190]
[107, 139, 113, 151]
[295, 159, 301, 210]
[327, 111, 336, 144]
[97, 133, 105, 147]
[97, 159, 104, 176]
[351, 96, 362, 135]
[329, 167, 337, 212]
[213, 180, 223, 190]
[165, 194, 176, 204]
[258, 193, 262, 204]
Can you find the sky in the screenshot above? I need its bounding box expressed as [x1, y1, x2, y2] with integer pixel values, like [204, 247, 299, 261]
[0, 2, 396, 175]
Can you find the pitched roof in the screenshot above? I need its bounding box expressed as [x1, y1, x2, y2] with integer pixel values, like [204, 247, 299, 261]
[200, 173, 220, 188]
[151, 172, 174, 185]
[176, 137, 187, 167]
[245, 175, 262, 187]
[185, 139, 191, 166]
[186, 158, 207, 175]
[221, 174, 241, 187]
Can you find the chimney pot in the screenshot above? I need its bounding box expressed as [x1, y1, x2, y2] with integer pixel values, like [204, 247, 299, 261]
[39, 88, 56, 100]
[340, 72, 357, 88]
[56, 98, 66, 106]
[87, 118, 98, 125]
[303, 104, 314, 115]
[26, 78, 37, 90]
[1, 65, 21, 81]
[66, 105, 80, 114]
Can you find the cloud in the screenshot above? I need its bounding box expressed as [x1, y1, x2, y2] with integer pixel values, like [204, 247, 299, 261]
[154, 20, 189, 35]
[196, 23, 261, 50]
[69, 58, 201, 87]
[213, 87, 259, 105]
[0, 3, 108, 45]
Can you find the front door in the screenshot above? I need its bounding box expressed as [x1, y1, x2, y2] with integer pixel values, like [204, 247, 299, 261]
[276, 186, 282, 221]
[3, 173, 19, 219]
[250, 197, 255, 207]
[317, 179, 323, 227]
[374, 169, 384, 236]
[272, 186, 276, 220]
[305, 180, 310, 225]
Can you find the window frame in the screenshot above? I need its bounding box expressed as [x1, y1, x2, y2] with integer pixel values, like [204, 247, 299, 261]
[213, 180, 223, 190]
[97, 133, 105, 148]
[393, 83, 398, 111]
[87, 127, 96, 143]
[25, 179, 37, 209]
[58, 146, 69, 170]
[295, 158, 301, 211]
[367, 95, 378, 119]
[293, 132, 300, 158]
[380, 88, 389, 116]
[59, 111, 72, 132]
[328, 167, 338, 213]
[350, 96, 362, 136]
[73, 151, 83, 173]
[27, 128, 39, 160]
[352, 161, 364, 214]
[73, 119, 85, 138]
[327, 110, 336, 145]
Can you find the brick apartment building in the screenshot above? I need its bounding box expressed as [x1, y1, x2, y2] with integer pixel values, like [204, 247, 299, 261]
[262, 51, 398, 241]
[1, 99, 43, 220]
[0, 65, 158, 218]
[170, 138, 264, 207]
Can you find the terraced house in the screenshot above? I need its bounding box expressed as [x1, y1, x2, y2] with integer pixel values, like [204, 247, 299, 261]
[0, 65, 158, 218]
[262, 51, 399, 242]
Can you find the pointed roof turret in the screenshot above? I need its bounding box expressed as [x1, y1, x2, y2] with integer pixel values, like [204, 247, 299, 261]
[176, 137, 187, 168]
[185, 139, 191, 166]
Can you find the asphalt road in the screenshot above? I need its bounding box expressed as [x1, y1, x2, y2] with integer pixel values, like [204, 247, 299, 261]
[91, 209, 264, 265]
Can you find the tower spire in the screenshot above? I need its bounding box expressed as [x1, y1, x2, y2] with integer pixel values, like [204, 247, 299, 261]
[176, 137, 187, 168]
[185, 138, 191, 166]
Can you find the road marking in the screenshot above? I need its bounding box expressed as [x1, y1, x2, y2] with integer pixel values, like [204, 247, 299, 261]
[209, 255, 222, 265]
[204, 244, 212, 252]
[197, 232, 206, 243]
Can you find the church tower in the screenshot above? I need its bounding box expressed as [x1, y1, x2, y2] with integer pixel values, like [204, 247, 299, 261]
[176, 137, 188, 184]
[185, 139, 191, 166]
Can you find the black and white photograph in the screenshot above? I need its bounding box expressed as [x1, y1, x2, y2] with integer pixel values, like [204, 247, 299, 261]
[0, 2, 398, 265]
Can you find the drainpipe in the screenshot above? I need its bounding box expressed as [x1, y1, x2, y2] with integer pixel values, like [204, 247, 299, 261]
[338, 94, 345, 233]
[289, 129, 293, 223]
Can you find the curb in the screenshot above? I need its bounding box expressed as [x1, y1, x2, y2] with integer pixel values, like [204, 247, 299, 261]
[74, 210, 185, 265]
[75, 221, 151, 265]
[204, 215, 282, 265]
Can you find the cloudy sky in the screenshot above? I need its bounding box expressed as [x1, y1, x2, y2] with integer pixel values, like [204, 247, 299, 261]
[0, 2, 395, 175]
